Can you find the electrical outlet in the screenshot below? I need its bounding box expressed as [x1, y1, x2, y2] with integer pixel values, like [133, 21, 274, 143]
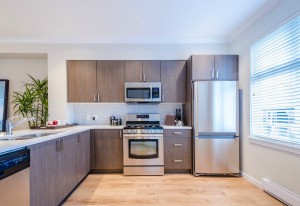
[93, 115, 98, 120]
[86, 115, 91, 120]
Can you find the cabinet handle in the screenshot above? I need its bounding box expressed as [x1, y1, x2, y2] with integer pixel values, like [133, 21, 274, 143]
[174, 160, 183, 163]
[139, 74, 142, 82]
[93, 94, 96, 102]
[215, 70, 219, 79]
[162, 94, 165, 102]
[174, 143, 182, 147]
[97, 94, 100, 102]
[143, 74, 146, 82]
[60, 139, 64, 152]
[173, 132, 182, 135]
[119, 130, 122, 139]
[211, 70, 215, 79]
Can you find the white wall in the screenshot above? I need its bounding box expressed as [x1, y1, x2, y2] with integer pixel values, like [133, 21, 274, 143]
[0, 43, 230, 123]
[0, 58, 47, 129]
[231, 0, 300, 194]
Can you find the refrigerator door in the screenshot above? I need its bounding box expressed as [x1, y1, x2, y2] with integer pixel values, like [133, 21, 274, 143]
[193, 81, 237, 136]
[194, 134, 240, 174]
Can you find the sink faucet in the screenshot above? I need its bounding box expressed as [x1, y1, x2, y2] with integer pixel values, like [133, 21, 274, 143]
[6, 116, 36, 135]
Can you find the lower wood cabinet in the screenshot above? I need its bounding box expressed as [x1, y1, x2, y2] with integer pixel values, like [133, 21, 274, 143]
[91, 129, 123, 172]
[30, 131, 90, 206]
[77, 131, 91, 183]
[164, 129, 192, 172]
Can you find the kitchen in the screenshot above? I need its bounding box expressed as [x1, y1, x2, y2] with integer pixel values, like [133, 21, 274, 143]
[0, 0, 300, 206]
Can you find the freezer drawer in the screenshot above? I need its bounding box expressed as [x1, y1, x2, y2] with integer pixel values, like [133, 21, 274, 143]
[194, 135, 239, 175]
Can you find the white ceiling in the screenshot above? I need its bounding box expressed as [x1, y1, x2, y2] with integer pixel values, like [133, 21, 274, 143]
[0, 0, 281, 44]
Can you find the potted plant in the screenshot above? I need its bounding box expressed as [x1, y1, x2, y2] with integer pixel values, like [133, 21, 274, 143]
[11, 74, 49, 128]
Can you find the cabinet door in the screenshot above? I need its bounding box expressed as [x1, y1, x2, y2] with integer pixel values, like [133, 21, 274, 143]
[91, 129, 123, 170]
[214, 55, 238, 80]
[77, 131, 91, 183]
[59, 135, 78, 201]
[142, 60, 161, 82]
[96, 60, 125, 102]
[164, 136, 191, 170]
[161, 60, 186, 102]
[191, 55, 214, 80]
[30, 140, 60, 206]
[67, 60, 97, 102]
[125, 60, 143, 82]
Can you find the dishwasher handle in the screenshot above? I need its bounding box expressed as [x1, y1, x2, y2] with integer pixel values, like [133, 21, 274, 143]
[0, 148, 30, 180]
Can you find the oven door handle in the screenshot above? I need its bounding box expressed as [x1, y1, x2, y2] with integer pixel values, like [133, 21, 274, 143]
[123, 134, 162, 139]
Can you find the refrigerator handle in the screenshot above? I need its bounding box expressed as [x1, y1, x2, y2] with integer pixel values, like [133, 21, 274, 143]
[192, 83, 199, 136]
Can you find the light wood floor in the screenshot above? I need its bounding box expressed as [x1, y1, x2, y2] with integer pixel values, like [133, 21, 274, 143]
[63, 174, 284, 206]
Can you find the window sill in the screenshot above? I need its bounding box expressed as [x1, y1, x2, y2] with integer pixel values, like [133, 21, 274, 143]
[249, 137, 300, 156]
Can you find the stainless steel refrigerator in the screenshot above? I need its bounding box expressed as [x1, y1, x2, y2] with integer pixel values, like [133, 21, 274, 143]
[193, 81, 240, 176]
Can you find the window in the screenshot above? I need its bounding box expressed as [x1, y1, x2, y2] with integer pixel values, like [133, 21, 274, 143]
[250, 16, 300, 145]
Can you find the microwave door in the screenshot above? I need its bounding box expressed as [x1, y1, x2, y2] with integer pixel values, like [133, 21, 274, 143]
[126, 88, 151, 102]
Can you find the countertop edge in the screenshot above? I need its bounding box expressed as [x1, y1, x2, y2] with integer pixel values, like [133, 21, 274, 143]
[0, 125, 192, 153]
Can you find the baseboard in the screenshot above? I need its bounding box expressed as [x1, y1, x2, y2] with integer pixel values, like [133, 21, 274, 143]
[241, 172, 300, 206]
[262, 178, 300, 206]
[241, 172, 263, 189]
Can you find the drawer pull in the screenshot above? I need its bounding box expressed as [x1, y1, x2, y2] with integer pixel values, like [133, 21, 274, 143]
[174, 144, 182, 147]
[173, 132, 182, 135]
[174, 160, 183, 163]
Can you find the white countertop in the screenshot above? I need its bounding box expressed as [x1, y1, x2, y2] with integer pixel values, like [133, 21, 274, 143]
[0, 124, 192, 154]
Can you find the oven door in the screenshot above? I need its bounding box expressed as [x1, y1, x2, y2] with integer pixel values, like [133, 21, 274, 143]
[123, 134, 164, 166]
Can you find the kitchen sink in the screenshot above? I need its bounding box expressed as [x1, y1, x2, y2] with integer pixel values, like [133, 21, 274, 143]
[0, 132, 59, 140]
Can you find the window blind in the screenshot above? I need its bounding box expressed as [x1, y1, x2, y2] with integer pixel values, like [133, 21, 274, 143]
[250, 16, 300, 145]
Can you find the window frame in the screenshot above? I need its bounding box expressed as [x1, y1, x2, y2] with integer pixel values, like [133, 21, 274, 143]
[249, 15, 300, 153]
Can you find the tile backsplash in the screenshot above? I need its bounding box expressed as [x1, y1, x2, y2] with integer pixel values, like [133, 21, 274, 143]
[73, 103, 182, 125]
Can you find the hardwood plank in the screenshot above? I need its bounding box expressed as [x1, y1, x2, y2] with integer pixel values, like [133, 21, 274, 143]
[63, 174, 284, 206]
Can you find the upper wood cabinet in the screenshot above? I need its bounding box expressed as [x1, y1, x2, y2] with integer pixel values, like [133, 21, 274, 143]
[188, 55, 238, 80]
[67, 60, 97, 102]
[161, 60, 187, 103]
[90, 129, 123, 172]
[96, 60, 125, 102]
[125, 60, 160, 82]
[67, 60, 125, 102]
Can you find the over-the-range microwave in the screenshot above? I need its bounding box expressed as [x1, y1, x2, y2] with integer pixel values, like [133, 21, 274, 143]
[124, 82, 161, 103]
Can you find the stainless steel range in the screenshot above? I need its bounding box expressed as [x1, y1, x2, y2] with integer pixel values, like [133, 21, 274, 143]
[123, 113, 164, 176]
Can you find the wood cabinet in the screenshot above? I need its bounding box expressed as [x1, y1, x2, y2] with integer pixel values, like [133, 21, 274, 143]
[91, 129, 123, 172]
[164, 129, 192, 172]
[76, 130, 91, 183]
[58, 135, 78, 201]
[161, 60, 186, 103]
[30, 132, 90, 206]
[30, 139, 60, 206]
[188, 55, 238, 80]
[67, 60, 125, 102]
[67, 60, 97, 102]
[96, 60, 125, 102]
[125, 60, 160, 82]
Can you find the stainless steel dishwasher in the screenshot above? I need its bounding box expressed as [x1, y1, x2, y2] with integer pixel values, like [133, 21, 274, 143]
[0, 148, 30, 206]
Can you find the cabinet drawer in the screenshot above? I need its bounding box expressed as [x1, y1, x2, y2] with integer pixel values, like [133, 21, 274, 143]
[164, 152, 191, 170]
[164, 129, 191, 137]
